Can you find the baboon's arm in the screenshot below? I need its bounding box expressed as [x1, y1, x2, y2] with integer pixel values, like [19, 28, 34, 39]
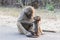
[20, 20, 33, 25]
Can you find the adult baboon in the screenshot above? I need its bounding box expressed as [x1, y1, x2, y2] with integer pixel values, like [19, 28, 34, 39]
[17, 6, 35, 36]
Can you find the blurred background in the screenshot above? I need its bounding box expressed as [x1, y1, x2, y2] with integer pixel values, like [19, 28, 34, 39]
[0, 0, 60, 18]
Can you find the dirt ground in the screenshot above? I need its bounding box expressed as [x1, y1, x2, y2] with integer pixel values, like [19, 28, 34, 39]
[0, 7, 60, 40]
[0, 15, 60, 40]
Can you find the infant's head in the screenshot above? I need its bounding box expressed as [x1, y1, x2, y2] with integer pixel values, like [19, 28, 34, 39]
[34, 16, 41, 21]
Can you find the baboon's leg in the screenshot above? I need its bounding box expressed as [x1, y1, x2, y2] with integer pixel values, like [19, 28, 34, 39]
[39, 27, 43, 34]
[17, 22, 31, 35]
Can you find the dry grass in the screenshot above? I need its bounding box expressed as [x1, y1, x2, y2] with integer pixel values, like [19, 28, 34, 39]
[0, 7, 21, 17]
[0, 7, 60, 19]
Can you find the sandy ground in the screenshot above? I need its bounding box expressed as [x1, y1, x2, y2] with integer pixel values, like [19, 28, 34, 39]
[0, 15, 60, 40]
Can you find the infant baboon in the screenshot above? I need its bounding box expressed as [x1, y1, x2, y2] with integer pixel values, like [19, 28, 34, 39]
[32, 16, 42, 37]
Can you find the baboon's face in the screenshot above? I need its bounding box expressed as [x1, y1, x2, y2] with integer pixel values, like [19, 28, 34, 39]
[24, 7, 33, 19]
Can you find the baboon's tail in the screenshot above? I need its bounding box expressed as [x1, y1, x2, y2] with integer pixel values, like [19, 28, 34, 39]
[42, 30, 56, 33]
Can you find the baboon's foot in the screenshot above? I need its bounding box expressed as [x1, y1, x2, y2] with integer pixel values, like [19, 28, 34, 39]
[26, 31, 39, 38]
[26, 34, 39, 38]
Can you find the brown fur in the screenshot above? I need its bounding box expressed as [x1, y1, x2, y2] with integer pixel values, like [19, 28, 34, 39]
[17, 6, 35, 35]
[33, 16, 42, 36]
